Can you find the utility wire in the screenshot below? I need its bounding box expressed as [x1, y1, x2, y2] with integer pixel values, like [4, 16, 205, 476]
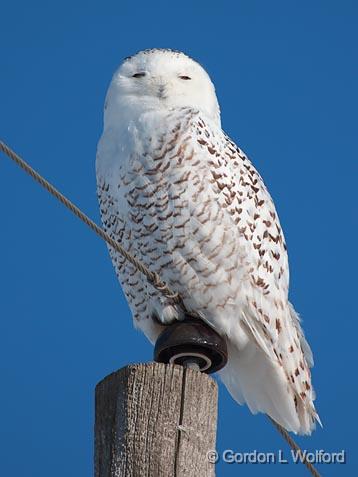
[0, 139, 321, 477]
[268, 416, 321, 477]
[0, 140, 180, 303]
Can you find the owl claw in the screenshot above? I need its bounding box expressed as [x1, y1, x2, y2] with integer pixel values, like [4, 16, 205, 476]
[151, 304, 183, 325]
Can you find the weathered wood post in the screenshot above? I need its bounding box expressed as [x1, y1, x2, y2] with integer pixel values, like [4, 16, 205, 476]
[95, 317, 227, 477]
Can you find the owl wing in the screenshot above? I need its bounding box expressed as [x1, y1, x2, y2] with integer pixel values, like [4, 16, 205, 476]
[147, 111, 318, 433]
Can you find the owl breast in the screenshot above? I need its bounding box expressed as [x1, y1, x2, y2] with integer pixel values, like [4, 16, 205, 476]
[98, 106, 286, 345]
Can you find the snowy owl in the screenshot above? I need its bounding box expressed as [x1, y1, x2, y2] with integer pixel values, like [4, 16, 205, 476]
[96, 48, 319, 434]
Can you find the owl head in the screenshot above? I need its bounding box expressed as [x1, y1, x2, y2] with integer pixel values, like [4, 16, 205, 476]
[104, 49, 221, 127]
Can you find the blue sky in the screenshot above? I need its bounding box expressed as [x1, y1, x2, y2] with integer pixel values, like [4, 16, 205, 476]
[0, 1, 356, 475]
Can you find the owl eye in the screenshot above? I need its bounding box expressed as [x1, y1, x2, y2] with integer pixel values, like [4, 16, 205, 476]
[179, 75, 192, 80]
[132, 72, 146, 78]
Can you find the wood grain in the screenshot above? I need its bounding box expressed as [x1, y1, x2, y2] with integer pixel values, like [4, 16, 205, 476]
[95, 362, 217, 477]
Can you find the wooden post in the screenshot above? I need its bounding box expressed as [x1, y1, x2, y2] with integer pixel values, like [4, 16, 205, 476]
[95, 362, 218, 477]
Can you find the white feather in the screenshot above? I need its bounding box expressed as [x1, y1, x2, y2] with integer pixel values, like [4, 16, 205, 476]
[96, 49, 319, 435]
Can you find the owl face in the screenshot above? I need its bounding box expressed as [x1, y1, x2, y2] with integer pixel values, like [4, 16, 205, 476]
[107, 49, 220, 125]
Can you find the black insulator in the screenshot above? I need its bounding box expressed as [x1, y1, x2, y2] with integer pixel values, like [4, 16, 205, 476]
[154, 316, 228, 374]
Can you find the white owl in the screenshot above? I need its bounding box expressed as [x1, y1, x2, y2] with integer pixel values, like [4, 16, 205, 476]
[96, 48, 319, 434]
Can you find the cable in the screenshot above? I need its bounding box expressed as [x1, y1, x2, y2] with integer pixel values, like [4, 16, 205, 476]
[0, 140, 180, 303]
[268, 416, 321, 477]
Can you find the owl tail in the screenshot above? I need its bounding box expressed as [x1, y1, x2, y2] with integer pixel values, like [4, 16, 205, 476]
[218, 339, 318, 435]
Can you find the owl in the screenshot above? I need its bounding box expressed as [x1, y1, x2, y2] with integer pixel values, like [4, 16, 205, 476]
[96, 48, 319, 434]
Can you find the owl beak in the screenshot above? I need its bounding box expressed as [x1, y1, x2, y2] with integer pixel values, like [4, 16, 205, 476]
[157, 84, 167, 99]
